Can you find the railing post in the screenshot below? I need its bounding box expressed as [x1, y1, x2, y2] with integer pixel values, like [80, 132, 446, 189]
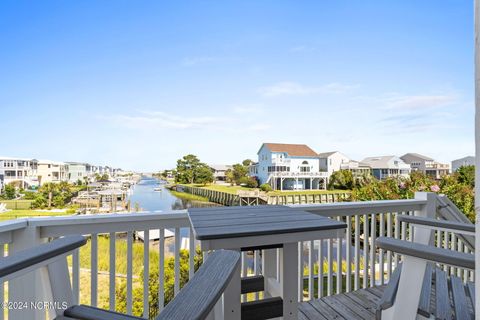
[8, 226, 50, 320]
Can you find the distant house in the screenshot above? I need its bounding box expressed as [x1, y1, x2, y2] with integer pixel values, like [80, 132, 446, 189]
[251, 143, 328, 190]
[209, 164, 233, 183]
[400, 153, 450, 180]
[37, 160, 68, 185]
[361, 156, 410, 180]
[66, 162, 90, 183]
[451, 156, 475, 172]
[0, 157, 39, 189]
[318, 151, 350, 176]
[339, 160, 372, 176]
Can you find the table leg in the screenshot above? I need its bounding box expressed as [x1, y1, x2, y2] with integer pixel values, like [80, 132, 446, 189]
[281, 242, 299, 319]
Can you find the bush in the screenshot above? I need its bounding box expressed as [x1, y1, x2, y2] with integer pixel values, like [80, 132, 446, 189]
[238, 176, 258, 188]
[260, 183, 273, 192]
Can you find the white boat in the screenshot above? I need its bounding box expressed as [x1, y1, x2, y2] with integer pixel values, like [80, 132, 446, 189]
[153, 187, 162, 192]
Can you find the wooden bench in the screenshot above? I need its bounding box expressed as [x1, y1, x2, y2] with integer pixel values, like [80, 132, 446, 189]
[376, 215, 475, 320]
[0, 235, 241, 320]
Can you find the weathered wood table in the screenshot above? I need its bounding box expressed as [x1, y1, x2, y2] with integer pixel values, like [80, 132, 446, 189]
[188, 205, 346, 320]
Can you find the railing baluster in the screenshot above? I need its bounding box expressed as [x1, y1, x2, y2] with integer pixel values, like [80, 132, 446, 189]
[298, 242, 303, 302]
[370, 213, 376, 287]
[457, 240, 463, 278]
[143, 230, 150, 318]
[401, 212, 407, 241]
[451, 233, 456, 276]
[463, 243, 468, 282]
[387, 213, 392, 280]
[126, 231, 133, 315]
[408, 211, 413, 242]
[72, 248, 80, 305]
[318, 239, 323, 298]
[308, 240, 314, 300]
[174, 227, 180, 295]
[158, 228, 165, 312]
[336, 217, 342, 294]
[363, 214, 369, 288]
[189, 228, 195, 280]
[443, 231, 449, 272]
[394, 213, 399, 267]
[91, 233, 98, 307]
[109, 232, 116, 311]
[327, 239, 333, 296]
[346, 216, 351, 292]
[354, 215, 360, 290]
[241, 252, 247, 302]
[254, 250, 260, 300]
[379, 213, 385, 285]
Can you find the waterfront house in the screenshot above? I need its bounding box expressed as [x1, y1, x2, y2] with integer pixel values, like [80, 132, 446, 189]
[252, 143, 328, 190]
[37, 160, 68, 185]
[65, 162, 92, 184]
[209, 164, 233, 183]
[400, 153, 450, 179]
[339, 159, 372, 175]
[361, 155, 411, 180]
[451, 155, 475, 171]
[0, 157, 39, 189]
[318, 151, 351, 176]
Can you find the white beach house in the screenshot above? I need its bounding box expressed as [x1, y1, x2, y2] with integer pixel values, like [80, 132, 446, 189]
[451, 155, 475, 172]
[37, 160, 68, 185]
[361, 155, 411, 180]
[318, 151, 350, 176]
[251, 143, 328, 190]
[400, 153, 450, 180]
[0, 157, 39, 189]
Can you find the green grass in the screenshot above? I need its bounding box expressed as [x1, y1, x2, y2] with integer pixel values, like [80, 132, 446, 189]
[169, 190, 209, 202]
[0, 209, 73, 221]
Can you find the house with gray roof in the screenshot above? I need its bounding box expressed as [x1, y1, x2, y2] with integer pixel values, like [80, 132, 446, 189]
[400, 153, 450, 180]
[451, 156, 475, 172]
[361, 155, 410, 180]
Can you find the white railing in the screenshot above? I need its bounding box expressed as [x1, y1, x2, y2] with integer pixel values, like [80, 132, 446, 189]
[0, 193, 474, 319]
[269, 171, 328, 178]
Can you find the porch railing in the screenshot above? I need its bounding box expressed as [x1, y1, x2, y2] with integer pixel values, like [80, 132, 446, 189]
[0, 192, 473, 319]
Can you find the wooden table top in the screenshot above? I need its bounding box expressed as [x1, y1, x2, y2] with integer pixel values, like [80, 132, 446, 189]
[188, 205, 346, 241]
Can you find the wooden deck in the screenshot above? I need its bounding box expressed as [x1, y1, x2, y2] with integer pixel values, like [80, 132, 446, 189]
[299, 286, 386, 320]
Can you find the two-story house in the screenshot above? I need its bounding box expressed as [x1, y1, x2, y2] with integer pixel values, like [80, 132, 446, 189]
[318, 151, 351, 176]
[400, 153, 450, 179]
[361, 156, 411, 180]
[0, 157, 39, 189]
[66, 162, 92, 184]
[251, 143, 328, 190]
[451, 156, 475, 172]
[37, 160, 68, 185]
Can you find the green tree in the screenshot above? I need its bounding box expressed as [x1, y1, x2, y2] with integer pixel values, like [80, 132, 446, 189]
[456, 165, 474, 187]
[242, 159, 253, 167]
[175, 154, 202, 184]
[4, 184, 16, 200]
[195, 166, 214, 185]
[328, 170, 354, 190]
[225, 169, 235, 185]
[232, 163, 249, 185]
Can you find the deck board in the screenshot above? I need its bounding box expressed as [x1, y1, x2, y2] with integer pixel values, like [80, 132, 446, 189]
[299, 286, 385, 320]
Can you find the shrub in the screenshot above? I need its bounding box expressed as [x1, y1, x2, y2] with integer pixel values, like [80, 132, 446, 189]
[260, 183, 273, 192]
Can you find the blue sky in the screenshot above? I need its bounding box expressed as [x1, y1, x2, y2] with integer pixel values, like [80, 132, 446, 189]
[0, 1, 474, 171]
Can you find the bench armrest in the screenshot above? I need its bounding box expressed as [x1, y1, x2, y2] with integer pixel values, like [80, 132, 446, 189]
[376, 237, 474, 270]
[397, 215, 475, 235]
[0, 235, 86, 280]
[157, 249, 240, 320]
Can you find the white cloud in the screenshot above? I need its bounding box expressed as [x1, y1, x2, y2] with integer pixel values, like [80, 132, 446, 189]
[258, 81, 358, 97]
[384, 94, 456, 110]
[111, 111, 225, 130]
[246, 123, 271, 131]
[289, 45, 314, 53]
[232, 104, 264, 114]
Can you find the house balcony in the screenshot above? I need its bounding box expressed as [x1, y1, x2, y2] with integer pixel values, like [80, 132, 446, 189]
[269, 171, 329, 178]
[0, 193, 473, 319]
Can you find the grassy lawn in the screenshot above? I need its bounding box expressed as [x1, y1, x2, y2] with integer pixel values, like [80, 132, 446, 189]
[0, 209, 73, 221]
[169, 190, 209, 202]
